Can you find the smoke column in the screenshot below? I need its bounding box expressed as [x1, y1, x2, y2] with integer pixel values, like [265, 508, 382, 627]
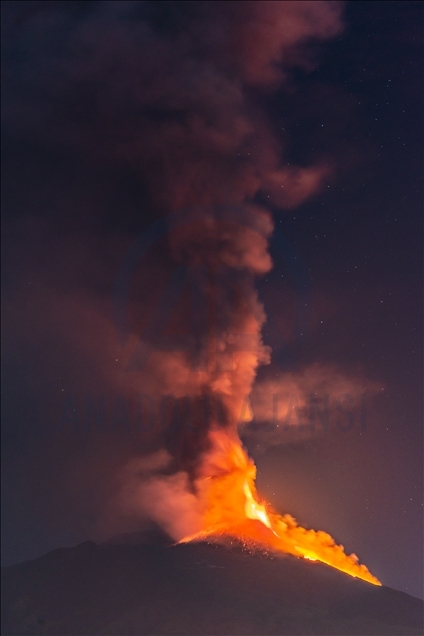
[3, 1, 345, 539]
[93, 1, 343, 538]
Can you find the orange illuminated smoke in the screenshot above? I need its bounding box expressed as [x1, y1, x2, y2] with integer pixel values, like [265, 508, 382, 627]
[181, 430, 381, 586]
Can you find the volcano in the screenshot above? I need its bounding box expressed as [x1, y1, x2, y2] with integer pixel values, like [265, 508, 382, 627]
[2, 532, 422, 636]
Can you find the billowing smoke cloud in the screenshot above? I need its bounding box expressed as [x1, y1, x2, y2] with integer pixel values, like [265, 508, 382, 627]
[3, 1, 343, 211]
[2, 1, 345, 543]
[109, 451, 203, 541]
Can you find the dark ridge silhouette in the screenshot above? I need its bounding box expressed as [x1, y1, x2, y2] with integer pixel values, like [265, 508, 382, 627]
[103, 526, 174, 547]
[2, 538, 423, 635]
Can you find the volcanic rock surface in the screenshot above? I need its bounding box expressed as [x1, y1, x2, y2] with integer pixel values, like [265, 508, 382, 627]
[2, 533, 423, 635]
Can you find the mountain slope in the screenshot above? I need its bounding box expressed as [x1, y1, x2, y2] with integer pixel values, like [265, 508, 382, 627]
[2, 539, 423, 635]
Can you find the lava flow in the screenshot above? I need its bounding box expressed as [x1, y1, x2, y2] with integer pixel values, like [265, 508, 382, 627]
[181, 429, 381, 586]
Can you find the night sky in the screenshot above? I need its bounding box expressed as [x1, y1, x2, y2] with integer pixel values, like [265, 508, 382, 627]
[2, 1, 423, 600]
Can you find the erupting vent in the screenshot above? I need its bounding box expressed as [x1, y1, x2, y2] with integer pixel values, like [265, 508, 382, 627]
[180, 430, 381, 586]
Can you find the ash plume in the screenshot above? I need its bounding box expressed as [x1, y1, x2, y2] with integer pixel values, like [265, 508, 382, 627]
[2, 1, 345, 541]
[3, 1, 342, 210]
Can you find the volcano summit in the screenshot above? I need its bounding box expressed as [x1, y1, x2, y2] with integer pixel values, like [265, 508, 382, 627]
[2, 535, 422, 635]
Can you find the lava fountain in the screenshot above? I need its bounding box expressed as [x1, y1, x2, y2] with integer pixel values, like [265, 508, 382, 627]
[181, 429, 381, 586]
[163, 211, 381, 587]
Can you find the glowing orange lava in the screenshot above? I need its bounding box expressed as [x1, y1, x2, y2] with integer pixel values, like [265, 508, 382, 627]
[181, 430, 381, 586]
